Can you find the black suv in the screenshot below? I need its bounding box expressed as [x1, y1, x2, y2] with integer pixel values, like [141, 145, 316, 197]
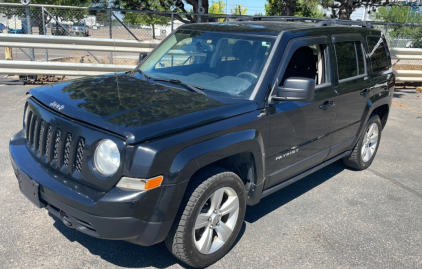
[10, 18, 394, 268]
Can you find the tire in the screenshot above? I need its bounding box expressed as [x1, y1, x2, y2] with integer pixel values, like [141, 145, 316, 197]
[165, 168, 246, 268]
[343, 115, 382, 170]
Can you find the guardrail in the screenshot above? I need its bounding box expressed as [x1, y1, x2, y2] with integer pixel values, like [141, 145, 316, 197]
[0, 61, 137, 76]
[0, 34, 159, 53]
[0, 34, 158, 76]
[390, 48, 422, 82]
[0, 34, 421, 82]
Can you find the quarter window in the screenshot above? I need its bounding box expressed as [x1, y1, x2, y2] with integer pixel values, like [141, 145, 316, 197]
[366, 36, 389, 73]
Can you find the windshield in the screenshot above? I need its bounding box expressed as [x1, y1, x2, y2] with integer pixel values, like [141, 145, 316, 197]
[138, 30, 275, 100]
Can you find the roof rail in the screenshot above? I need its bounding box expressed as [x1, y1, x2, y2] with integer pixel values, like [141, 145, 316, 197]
[315, 19, 373, 28]
[236, 16, 323, 23]
[236, 16, 374, 28]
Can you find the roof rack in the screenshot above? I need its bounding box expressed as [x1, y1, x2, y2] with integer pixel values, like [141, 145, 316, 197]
[316, 19, 373, 28]
[236, 16, 323, 23]
[236, 16, 374, 28]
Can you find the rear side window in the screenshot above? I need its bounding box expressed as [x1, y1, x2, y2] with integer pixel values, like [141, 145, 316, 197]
[335, 41, 366, 81]
[366, 36, 389, 73]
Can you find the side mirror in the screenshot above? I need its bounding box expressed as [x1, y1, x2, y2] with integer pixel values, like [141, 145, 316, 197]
[138, 53, 148, 63]
[272, 77, 315, 102]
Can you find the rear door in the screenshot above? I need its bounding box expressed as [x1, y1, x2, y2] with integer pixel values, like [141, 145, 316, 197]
[327, 34, 373, 159]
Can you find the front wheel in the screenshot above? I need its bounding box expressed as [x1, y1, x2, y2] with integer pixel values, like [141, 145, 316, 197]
[165, 168, 246, 268]
[343, 115, 382, 170]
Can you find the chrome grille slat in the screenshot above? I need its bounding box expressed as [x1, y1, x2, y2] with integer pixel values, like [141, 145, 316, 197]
[53, 129, 61, 163]
[25, 111, 33, 139]
[75, 138, 85, 172]
[37, 120, 45, 154]
[29, 115, 37, 145]
[45, 125, 52, 159]
[23, 107, 86, 177]
[63, 134, 72, 167]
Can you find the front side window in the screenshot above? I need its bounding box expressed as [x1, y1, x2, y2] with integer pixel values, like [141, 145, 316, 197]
[281, 43, 329, 86]
[335, 40, 366, 81]
[367, 36, 389, 73]
[139, 30, 275, 100]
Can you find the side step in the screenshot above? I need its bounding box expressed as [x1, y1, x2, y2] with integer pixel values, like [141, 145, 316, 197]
[262, 151, 351, 198]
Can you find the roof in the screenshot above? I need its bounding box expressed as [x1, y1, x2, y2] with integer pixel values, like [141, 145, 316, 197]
[178, 20, 379, 37]
[179, 21, 318, 36]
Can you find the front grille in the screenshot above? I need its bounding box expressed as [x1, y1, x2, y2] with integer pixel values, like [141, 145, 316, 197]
[24, 109, 86, 178]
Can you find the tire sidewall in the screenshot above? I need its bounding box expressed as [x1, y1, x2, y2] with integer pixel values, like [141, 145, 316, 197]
[182, 173, 246, 268]
[357, 115, 382, 169]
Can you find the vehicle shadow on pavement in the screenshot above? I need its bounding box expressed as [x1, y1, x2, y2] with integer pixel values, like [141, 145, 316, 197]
[51, 213, 246, 268]
[245, 162, 345, 223]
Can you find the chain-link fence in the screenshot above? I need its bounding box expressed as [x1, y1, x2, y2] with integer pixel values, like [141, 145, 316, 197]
[1, 2, 422, 79]
[371, 22, 422, 74]
[0, 3, 236, 65]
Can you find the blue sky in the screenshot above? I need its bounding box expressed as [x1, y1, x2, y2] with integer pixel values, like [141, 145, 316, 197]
[205, 1, 366, 19]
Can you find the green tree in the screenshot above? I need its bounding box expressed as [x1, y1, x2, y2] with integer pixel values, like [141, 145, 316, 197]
[209, 0, 225, 14]
[232, 4, 248, 15]
[372, 6, 422, 42]
[265, 0, 296, 16]
[266, 0, 324, 18]
[123, 4, 170, 39]
[295, 0, 325, 18]
[320, 0, 419, 20]
[0, 0, 90, 34]
[97, 0, 211, 23]
[209, 1, 226, 22]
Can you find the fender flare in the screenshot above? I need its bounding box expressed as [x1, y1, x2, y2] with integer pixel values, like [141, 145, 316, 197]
[167, 129, 266, 186]
[357, 91, 391, 140]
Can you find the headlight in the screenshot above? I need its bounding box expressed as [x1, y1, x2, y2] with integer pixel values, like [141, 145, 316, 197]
[94, 139, 120, 176]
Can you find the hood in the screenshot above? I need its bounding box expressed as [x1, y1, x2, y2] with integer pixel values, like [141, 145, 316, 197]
[29, 74, 257, 144]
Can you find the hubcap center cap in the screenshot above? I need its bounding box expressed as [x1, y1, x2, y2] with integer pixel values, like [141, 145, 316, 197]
[210, 213, 221, 226]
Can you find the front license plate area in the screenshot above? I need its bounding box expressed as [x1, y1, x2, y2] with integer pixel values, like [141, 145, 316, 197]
[17, 170, 46, 208]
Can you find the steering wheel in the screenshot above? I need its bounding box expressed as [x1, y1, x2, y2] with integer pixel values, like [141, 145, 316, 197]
[236, 72, 258, 83]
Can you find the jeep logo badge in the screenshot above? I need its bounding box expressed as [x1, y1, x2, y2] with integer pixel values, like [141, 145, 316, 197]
[49, 101, 64, 111]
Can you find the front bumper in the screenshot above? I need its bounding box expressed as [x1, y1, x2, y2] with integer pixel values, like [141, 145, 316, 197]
[9, 131, 177, 246]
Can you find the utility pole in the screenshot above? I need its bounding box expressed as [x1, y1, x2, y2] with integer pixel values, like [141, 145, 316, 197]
[198, 0, 202, 23]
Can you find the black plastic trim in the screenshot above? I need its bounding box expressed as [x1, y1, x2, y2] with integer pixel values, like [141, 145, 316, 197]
[262, 151, 351, 198]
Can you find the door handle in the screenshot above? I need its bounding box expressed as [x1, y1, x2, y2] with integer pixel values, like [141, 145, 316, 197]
[360, 88, 372, 96]
[319, 101, 335, 111]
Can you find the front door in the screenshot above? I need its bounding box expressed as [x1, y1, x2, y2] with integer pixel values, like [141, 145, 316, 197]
[264, 36, 338, 189]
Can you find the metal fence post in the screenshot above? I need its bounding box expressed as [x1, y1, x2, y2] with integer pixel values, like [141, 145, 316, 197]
[42, 7, 48, 62]
[25, 5, 35, 61]
[171, 13, 174, 32]
[109, 8, 113, 64]
[198, 0, 202, 23]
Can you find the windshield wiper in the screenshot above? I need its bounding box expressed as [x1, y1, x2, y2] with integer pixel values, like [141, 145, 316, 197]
[151, 78, 206, 95]
[137, 69, 151, 80]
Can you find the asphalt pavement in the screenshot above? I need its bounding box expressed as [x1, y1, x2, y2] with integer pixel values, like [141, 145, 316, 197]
[0, 83, 421, 268]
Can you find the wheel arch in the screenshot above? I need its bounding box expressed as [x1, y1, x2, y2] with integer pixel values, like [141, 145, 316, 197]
[166, 129, 266, 207]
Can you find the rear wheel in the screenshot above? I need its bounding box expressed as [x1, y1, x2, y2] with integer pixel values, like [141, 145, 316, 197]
[343, 115, 382, 170]
[165, 168, 246, 268]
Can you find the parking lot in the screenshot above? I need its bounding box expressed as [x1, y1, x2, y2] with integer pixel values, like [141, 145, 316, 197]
[0, 83, 421, 268]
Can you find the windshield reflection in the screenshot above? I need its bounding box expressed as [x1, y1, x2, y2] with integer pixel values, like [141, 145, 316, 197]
[139, 30, 275, 100]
